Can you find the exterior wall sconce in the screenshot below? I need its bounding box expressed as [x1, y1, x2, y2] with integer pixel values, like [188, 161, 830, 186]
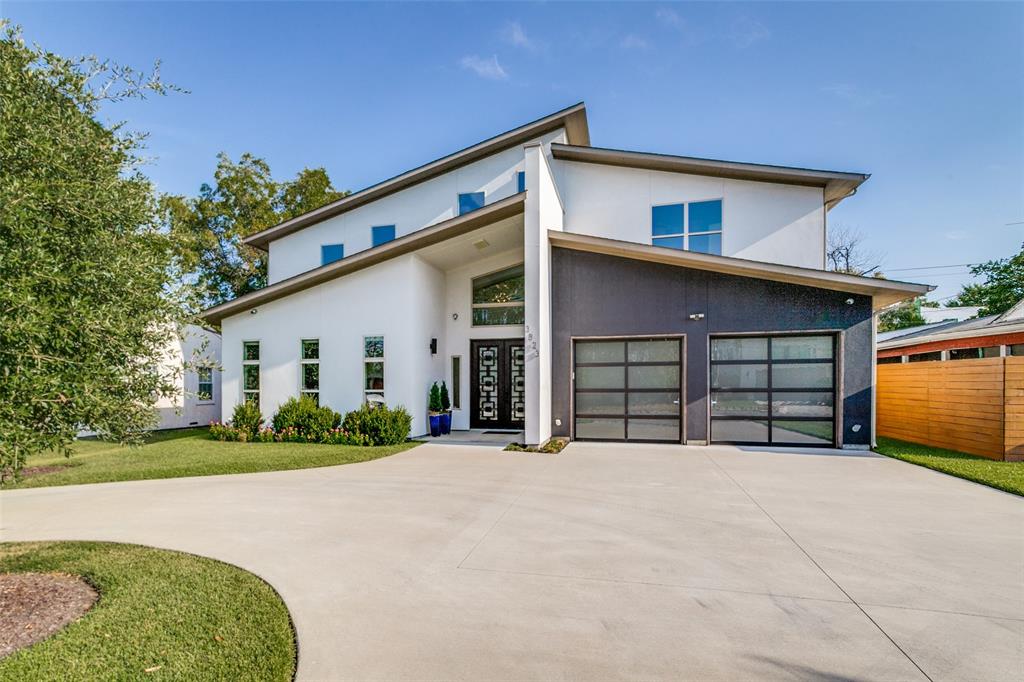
[688, 313, 705, 320]
[429, 338, 437, 354]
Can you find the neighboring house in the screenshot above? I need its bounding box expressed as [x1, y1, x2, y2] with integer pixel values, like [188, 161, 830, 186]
[878, 299, 1024, 363]
[202, 102, 929, 448]
[921, 305, 981, 324]
[153, 325, 222, 430]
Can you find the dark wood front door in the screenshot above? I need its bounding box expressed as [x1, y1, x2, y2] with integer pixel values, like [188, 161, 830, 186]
[470, 339, 525, 430]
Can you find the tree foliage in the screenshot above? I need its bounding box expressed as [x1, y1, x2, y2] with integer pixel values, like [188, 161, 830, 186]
[0, 25, 187, 477]
[164, 156, 347, 309]
[878, 299, 927, 333]
[945, 243, 1024, 316]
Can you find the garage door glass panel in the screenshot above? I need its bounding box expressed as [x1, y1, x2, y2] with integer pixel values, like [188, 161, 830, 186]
[628, 392, 679, 415]
[712, 419, 769, 443]
[772, 420, 833, 445]
[771, 392, 833, 418]
[628, 365, 680, 390]
[628, 340, 680, 362]
[711, 338, 767, 361]
[576, 341, 625, 363]
[575, 418, 625, 440]
[576, 392, 625, 415]
[711, 364, 767, 389]
[772, 336, 833, 360]
[628, 419, 679, 441]
[772, 363, 833, 389]
[711, 392, 768, 416]
[577, 366, 625, 389]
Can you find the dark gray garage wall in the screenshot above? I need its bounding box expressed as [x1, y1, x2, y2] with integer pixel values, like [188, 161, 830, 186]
[550, 248, 875, 446]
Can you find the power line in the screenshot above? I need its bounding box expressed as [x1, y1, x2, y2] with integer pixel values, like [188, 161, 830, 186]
[885, 263, 978, 272]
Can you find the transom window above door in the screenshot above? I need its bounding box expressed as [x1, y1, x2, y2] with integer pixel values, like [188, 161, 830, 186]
[651, 199, 722, 255]
[471, 264, 525, 326]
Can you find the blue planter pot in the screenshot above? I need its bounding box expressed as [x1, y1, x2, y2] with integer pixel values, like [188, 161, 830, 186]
[440, 412, 451, 435]
[429, 414, 441, 437]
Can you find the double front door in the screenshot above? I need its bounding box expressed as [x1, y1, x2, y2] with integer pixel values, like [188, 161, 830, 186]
[470, 339, 525, 430]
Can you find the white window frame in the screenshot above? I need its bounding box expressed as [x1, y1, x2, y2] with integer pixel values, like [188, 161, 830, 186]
[242, 340, 260, 407]
[363, 335, 385, 404]
[197, 366, 214, 404]
[651, 198, 724, 254]
[300, 339, 319, 404]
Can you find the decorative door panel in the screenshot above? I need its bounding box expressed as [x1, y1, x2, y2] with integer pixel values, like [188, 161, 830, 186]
[470, 340, 525, 430]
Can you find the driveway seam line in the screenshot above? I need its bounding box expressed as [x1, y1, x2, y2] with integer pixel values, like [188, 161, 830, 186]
[704, 452, 935, 682]
[456, 458, 554, 569]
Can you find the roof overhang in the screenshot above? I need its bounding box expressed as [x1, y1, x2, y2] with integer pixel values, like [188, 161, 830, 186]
[243, 103, 589, 251]
[548, 230, 931, 310]
[550, 144, 869, 209]
[203, 193, 526, 324]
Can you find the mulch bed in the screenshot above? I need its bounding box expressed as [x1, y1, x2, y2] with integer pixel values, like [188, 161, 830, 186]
[0, 573, 98, 658]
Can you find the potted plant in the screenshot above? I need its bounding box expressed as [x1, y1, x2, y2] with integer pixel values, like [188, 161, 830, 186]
[439, 381, 452, 434]
[428, 382, 443, 437]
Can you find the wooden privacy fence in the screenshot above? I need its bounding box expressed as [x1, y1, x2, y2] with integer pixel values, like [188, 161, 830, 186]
[877, 356, 1024, 461]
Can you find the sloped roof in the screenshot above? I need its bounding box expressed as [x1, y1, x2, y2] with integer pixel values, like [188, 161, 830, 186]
[547, 230, 931, 310]
[550, 143, 869, 209]
[242, 103, 589, 250]
[877, 299, 1024, 350]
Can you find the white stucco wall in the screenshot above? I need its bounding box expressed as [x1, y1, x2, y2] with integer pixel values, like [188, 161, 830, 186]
[154, 325, 222, 430]
[267, 128, 567, 283]
[552, 161, 826, 269]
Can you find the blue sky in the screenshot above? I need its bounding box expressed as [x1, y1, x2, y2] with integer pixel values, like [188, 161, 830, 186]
[8, 1, 1023, 300]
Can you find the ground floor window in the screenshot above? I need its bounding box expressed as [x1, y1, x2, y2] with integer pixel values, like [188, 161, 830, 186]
[1010, 344, 1024, 357]
[243, 341, 260, 406]
[301, 339, 320, 404]
[364, 336, 384, 404]
[197, 367, 214, 402]
[908, 351, 941, 362]
[451, 356, 461, 409]
[709, 335, 835, 446]
[949, 346, 1000, 360]
[877, 356, 902, 365]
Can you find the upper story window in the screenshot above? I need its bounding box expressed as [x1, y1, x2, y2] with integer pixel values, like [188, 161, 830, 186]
[517, 171, 525, 193]
[372, 225, 396, 247]
[459, 192, 485, 215]
[652, 199, 723, 255]
[321, 244, 344, 265]
[472, 264, 525, 326]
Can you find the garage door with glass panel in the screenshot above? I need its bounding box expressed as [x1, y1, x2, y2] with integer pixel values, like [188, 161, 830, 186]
[710, 335, 835, 446]
[574, 338, 683, 443]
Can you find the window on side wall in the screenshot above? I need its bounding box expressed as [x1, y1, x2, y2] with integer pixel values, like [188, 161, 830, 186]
[242, 341, 260, 406]
[321, 244, 344, 265]
[451, 356, 461, 409]
[364, 336, 384, 404]
[517, 171, 525, 193]
[949, 346, 1000, 360]
[908, 351, 941, 362]
[471, 264, 525, 326]
[372, 225, 395, 247]
[197, 367, 214, 402]
[458, 192, 485, 215]
[300, 339, 320, 405]
[1010, 344, 1024, 357]
[651, 199, 722, 255]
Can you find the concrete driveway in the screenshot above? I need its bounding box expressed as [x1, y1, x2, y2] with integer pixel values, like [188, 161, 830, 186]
[2, 442, 1021, 681]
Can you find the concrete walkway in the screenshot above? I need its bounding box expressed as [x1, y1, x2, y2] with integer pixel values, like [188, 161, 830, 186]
[2, 443, 1021, 681]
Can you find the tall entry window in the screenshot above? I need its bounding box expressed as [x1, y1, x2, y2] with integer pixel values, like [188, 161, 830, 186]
[300, 339, 320, 404]
[472, 265, 525, 326]
[364, 336, 384, 404]
[573, 337, 683, 443]
[710, 335, 835, 446]
[242, 341, 260, 406]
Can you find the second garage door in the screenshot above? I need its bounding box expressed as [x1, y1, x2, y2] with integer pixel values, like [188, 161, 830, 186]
[573, 337, 683, 443]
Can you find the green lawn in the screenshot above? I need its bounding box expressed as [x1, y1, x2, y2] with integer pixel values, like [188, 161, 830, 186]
[0, 542, 295, 680]
[874, 437, 1024, 497]
[3, 427, 417, 489]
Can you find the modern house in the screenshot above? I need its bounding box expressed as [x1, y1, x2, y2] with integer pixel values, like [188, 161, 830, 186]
[202, 103, 930, 448]
[878, 299, 1024, 363]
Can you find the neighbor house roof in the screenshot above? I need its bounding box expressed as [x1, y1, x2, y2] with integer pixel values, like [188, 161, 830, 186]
[242, 103, 590, 250]
[203, 193, 527, 324]
[877, 299, 1024, 350]
[547, 231, 931, 310]
[549, 143, 869, 209]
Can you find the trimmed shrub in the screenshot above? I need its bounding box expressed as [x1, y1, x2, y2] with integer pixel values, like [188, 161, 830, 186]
[271, 396, 341, 440]
[341, 404, 412, 446]
[439, 381, 451, 412]
[231, 402, 263, 439]
[209, 421, 239, 441]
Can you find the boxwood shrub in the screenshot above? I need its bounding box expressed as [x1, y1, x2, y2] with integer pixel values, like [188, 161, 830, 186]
[271, 396, 341, 439]
[341, 404, 412, 446]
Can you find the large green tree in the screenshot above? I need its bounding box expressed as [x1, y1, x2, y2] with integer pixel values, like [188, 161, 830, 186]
[165, 157, 347, 309]
[0, 25, 187, 477]
[878, 299, 927, 333]
[946, 243, 1024, 316]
